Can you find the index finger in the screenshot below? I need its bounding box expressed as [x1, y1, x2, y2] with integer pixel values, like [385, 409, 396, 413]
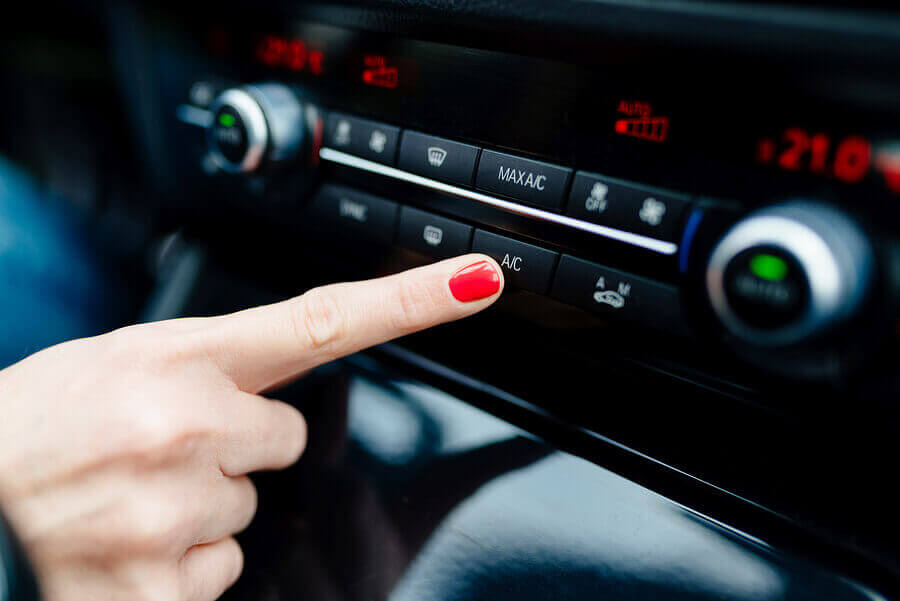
[205, 254, 504, 392]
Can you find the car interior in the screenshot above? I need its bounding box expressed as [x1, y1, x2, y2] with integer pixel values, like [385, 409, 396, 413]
[2, 1, 900, 599]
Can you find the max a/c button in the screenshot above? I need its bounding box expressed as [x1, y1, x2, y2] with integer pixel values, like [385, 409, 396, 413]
[476, 150, 572, 210]
[551, 255, 689, 335]
[308, 184, 399, 244]
[472, 230, 559, 294]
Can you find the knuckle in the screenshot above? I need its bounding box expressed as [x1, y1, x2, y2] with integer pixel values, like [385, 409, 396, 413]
[281, 406, 308, 466]
[225, 538, 245, 587]
[107, 320, 211, 374]
[292, 286, 348, 350]
[134, 570, 181, 601]
[125, 498, 185, 555]
[127, 406, 202, 465]
[235, 478, 259, 533]
[103, 324, 165, 368]
[391, 277, 444, 333]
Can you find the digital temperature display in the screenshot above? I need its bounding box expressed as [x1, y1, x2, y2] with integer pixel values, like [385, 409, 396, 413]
[756, 129, 872, 184]
[255, 35, 325, 75]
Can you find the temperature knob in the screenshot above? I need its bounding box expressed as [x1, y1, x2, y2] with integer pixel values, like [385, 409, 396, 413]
[706, 202, 874, 346]
[206, 83, 307, 173]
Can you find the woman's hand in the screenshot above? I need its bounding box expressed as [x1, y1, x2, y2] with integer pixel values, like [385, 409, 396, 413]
[0, 254, 503, 601]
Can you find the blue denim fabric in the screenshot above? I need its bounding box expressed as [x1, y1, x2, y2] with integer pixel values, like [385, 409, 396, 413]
[0, 158, 124, 368]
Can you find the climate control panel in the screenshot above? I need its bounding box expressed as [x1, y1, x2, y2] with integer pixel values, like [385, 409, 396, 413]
[175, 73, 895, 381]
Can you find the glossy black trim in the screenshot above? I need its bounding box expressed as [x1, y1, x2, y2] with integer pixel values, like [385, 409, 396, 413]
[353, 344, 900, 598]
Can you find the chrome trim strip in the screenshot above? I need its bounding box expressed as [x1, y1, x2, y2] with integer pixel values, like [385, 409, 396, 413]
[319, 147, 679, 255]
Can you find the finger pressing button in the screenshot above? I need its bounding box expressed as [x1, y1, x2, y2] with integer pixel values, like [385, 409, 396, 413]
[471, 230, 558, 294]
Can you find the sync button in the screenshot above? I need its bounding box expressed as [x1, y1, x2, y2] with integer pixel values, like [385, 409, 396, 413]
[308, 184, 399, 244]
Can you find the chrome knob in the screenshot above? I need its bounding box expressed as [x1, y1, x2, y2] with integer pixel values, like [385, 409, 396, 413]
[206, 83, 306, 173]
[706, 201, 874, 346]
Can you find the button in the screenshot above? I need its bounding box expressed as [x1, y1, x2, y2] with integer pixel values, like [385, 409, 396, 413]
[551, 255, 688, 334]
[397, 207, 473, 259]
[398, 131, 480, 186]
[210, 105, 250, 164]
[566, 172, 690, 241]
[471, 230, 558, 294]
[723, 246, 809, 329]
[325, 113, 400, 164]
[475, 150, 572, 210]
[308, 184, 399, 243]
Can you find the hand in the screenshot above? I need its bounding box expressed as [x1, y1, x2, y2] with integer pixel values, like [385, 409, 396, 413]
[0, 255, 503, 601]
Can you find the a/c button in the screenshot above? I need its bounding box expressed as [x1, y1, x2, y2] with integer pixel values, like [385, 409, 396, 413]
[472, 230, 559, 294]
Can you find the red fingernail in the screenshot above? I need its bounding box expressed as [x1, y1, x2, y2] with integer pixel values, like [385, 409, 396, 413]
[449, 260, 501, 302]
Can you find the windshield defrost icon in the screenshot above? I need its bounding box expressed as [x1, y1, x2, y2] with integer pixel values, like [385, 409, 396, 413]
[427, 146, 447, 167]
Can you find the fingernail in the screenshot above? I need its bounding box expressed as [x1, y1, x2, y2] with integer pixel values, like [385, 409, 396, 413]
[449, 260, 501, 302]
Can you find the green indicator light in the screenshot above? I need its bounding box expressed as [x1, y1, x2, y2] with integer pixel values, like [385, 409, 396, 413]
[218, 113, 236, 127]
[750, 253, 788, 281]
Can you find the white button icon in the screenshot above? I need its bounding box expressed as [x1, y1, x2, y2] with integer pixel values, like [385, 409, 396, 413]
[501, 254, 523, 272]
[368, 131, 388, 154]
[585, 182, 609, 213]
[334, 120, 352, 146]
[423, 225, 443, 246]
[593, 277, 630, 309]
[427, 146, 448, 167]
[338, 198, 368, 223]
[638, 197, 667, 226]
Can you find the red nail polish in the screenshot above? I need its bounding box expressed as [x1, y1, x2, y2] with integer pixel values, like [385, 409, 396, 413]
[449, 260, 501, 302]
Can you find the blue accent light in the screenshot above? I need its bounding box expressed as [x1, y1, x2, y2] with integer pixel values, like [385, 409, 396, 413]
[679, 208, 704, 274]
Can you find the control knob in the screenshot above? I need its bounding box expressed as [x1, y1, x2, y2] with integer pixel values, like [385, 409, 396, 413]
[706, 201, 874, 346]
[206, 83, 310, 173]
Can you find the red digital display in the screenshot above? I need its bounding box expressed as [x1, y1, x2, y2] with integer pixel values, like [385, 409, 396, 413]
[614, 100, 669, 143]
[756, 129, 873, 185]
[361, 55, 399, 89]
[255, 35, 325, 75]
